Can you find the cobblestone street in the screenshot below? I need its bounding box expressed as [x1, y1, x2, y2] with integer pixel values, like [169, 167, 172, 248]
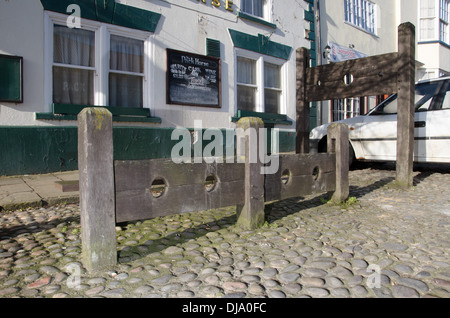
[0, 163, 449, 298]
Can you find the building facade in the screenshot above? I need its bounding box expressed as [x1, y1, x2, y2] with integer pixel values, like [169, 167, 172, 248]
[315, 0, 450, 125]
[0, 0, 313, 175]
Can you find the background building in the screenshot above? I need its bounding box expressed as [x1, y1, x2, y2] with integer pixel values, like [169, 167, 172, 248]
[314, 0, 450, 126]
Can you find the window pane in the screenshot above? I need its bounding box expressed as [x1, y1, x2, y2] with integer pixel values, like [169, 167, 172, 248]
[265, 89, 280, 114]
[237, 57, 256, 85]
[109, 73, 143, 108]
[53, 66, 94, 105]
[421, 18, 436, 39]
[264, 62, 281, 88]
[421, 0, 435, 17]
[344, 0, 350, 22]
[242, 0, 264, 18]
[253, 0, 264, 18]
[54, 25, 95, 67]
[110, 35, 144, 73]
[345, 0, 376, 34]
[237, 85, 256, 111]
[242, 0, 252, 13]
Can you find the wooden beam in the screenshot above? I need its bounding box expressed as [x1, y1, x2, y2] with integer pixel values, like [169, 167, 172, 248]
[264, 153, 336, 202]
[114, 159, 245, 223]
[296, 48, 310, 154]
[306, 53, 399, 102]
[396, 22, 416, 188]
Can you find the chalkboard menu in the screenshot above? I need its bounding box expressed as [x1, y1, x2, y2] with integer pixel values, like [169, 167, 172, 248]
[167, 49, 221, 108]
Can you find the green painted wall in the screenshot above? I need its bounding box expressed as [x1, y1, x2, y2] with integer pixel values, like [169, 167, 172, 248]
[0, 127, 295, 176]
[0, 127, 78, 176]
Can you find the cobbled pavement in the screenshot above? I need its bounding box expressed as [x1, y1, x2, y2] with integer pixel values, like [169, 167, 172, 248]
[0, 163, 449, 298]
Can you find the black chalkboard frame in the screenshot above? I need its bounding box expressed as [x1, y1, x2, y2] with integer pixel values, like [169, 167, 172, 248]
[166, 49, 221, 108]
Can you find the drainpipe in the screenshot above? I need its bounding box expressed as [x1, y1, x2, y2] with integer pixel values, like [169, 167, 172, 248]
[314, 0, 323, 126]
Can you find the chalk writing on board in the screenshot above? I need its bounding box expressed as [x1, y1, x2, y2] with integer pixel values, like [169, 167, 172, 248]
[167, 49, 221, 108]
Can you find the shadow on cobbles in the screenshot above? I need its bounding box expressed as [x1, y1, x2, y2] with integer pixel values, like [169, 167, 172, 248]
[1, 171, 398, 266]
[0, 216, 80, 240]
[352, 161, 450, 174]
[5, 161, 446, 266]
[116, 191, 344, 263]
[349, 177, 394, 199]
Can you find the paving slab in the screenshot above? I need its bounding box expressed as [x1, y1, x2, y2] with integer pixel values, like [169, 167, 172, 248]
[0, 171, 79, 211]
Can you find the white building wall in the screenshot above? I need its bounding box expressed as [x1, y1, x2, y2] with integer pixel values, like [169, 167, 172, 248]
[318, 0, 398, 59]
[0, 0, 46, 126]
[317, 0, 399, 124]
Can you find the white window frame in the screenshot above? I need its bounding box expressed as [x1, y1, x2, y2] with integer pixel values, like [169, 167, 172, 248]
[332, 97, 360, 122]
[240, 0, 272, 21]
[440, 0, 450, 43]
[419, 0, 450, 44]
[420, 0, 438, 41]
[234, 48, 286, 114]
[44, 11, 153, 111]
[344, 0, 377, 35]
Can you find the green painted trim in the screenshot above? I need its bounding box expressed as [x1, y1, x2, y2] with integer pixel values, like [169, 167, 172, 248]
[36, 112, 162, 124]
[306, 30, 316, 41]
[0, 126, 79, 176]
[206, 38, 221, 58]
[304, 10, 315, 23]
[236, 11, 277, 29]
[35, 113, 77, 121]
[112, 116, 162, 124]
[113, 3, 161, 33]
[36, 104, 161, 123]
[231, 110, 292, 126]
[53, 104, 151, 117]
[0, 126, 295, 176]
[39, 0, 161, 33]
[228, 29, 292, 60]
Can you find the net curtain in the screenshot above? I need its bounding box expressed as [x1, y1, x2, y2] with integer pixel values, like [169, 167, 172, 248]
[53, 25, 95, 105]
[53, 26, 143, 108]
[109, 35, 143, 108]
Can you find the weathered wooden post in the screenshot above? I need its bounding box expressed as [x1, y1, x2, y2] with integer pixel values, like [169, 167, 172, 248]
[327, 123, 349, 203]
[236, 117, 265, 229]
[396, 22, 416, 188]
[296, 47, 310, 154]
[78, 108, 117, 272]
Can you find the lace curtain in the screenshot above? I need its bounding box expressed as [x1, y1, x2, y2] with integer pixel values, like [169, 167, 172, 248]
[53, 25, 95, 105]
[242, 0, 264, 18]
[53, 26, 144, 108]
[237, 57, 256, 111]
[109, 35, 144, 108]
